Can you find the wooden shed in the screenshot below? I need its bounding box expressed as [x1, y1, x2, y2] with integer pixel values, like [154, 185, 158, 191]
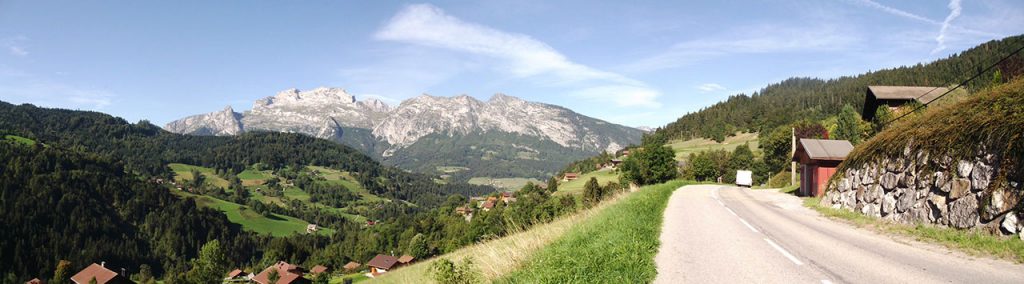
[861, 86, 949, 121]
[793, 139, 854, 197]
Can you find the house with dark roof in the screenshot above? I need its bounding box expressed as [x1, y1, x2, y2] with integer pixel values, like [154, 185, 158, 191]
[253, 261, 310, 284]
[225, 269, 251, 283]
[862, 85, 949, 121]
[793, 139, 855, 197]
[25, 278, 44, 284]
[366, 254, 400, 277]
[70, 263, 134, 284]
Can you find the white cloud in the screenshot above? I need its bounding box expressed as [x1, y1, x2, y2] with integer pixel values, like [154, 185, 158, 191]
[9, 46, 27, 56]
[3, 35, 29, 57]
[697, 83, 726, 92]
[627, 25, 859, 72]
[374, 3, 660, 108]
[933, 0, 963, 54]
[848, 0, 939, 25]
[0, 80, 115, 109]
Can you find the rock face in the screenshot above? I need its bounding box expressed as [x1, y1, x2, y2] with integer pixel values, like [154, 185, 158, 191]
[165, 88, 642, 179]
[823, 141, 1022, 236]
[163, 106, 243, 136]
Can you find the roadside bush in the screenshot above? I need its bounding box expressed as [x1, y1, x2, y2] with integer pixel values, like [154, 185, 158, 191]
[431, 258, 482, 284]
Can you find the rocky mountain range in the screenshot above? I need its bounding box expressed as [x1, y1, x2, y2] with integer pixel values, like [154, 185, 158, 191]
[165, 87, 643, 180]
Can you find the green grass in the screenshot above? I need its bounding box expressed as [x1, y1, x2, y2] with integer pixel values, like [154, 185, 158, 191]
[497, 180, 690, 283]
[310, 166, 385, 202]
[556, 169, 620, 195]
[331, 273, 370, 283]
[804, 197, 1024, 263]
[436, 166, 470, 173]
[168, 163, 230, 188]
[668, 132, 760, 161]
[467, 177, 543, 191]
[4, 135, 36, 146]
[238, 168, 273, 180]
[176, 191, 333, 237]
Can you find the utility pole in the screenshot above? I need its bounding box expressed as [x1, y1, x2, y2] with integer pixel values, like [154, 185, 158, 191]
[791, 127, 796, 186]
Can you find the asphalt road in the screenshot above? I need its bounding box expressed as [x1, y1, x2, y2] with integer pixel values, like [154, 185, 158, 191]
[654, 184, 1024, 284]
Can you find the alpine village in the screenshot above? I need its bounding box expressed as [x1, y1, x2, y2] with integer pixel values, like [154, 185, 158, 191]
[2, 1, 1024, 284]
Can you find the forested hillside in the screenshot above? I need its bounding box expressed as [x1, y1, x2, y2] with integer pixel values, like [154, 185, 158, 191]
[0, 102, 494, 207]
[658, 35, 1024, 141]
[0, 141, 260, 280]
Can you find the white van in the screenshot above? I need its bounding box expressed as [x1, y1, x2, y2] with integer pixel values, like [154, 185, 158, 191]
[735, 170, 753, 188]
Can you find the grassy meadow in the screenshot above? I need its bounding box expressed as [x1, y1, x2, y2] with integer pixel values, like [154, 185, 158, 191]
[668, 132, 760, 161]
[556, 169, 620, 195]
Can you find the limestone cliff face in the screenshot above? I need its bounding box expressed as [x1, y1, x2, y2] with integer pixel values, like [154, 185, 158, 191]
[164, 87, 642, 178]
[163, 106, 243, 136]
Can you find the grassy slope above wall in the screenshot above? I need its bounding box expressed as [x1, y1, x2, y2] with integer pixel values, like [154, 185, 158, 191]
[834, 78, 1024, 189]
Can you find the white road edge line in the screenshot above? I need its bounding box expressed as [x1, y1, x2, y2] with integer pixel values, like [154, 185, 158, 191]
[738, 218, 760, 233]
[725, 207, 738, 216]
[764, 238, 804, 266]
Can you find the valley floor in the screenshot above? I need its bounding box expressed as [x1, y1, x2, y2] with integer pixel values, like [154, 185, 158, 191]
[655, 185, 1024, 283]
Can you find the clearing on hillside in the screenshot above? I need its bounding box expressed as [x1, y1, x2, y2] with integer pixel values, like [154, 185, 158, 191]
[668, 132, 760, 160]
[557, 169, 621, 195]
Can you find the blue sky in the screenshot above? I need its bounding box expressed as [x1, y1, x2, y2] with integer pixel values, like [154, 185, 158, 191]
[1, 0, 1022, 128]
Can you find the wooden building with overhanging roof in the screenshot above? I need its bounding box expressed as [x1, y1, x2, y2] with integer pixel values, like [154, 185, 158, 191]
[793, 139, 854, 197]
[862, 85, 949, 121]
[70, 263, 133, 284]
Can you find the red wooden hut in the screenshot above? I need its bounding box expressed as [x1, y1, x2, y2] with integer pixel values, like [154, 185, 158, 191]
[793, 139, 854, 197]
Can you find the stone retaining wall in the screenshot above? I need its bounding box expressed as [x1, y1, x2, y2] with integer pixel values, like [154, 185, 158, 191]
[822, 142, 1023, 239]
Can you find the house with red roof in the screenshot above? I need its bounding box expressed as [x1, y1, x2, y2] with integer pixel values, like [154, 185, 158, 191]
[70, 263, 133, 284]
[253, 261, 310, 284]
[366, 254, 400, 277]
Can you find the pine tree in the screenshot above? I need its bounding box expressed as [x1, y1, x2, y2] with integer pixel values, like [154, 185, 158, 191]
[583, 177, 600, 206]
[186, 240, 228, 284]
[546, 177, 559, 192]
[52, 260, 71, 283]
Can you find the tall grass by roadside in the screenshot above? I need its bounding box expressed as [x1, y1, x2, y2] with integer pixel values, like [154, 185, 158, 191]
[370, 183, 642, 283]
[497, 180, 690, 283]
[805, 197, 1024, 263]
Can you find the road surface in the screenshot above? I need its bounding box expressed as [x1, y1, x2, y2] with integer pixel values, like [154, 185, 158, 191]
[654, 184, 1024, 284]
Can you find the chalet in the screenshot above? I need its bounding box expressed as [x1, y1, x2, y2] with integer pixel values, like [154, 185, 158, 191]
[366, 254, 400, 277]
[793, 139, 854, 197]
[253, 261, 309, 284]
[481, 200, 496, 211]
[610, 159, 623, 167]
[621, 149, 631, 157]
[456, 206, 474, 216]
[306, 224, 319, 234]
[310, 265, 329, 275]
[366, 220, 377, 226]
[500, 192, 517, 204]
[861, 85, 949, 121]
[225, 269, 251, 283]
[70, 263, 133, 284]
[397, 255, 416, 265]
[342, 262, 361, 272]
[25, 279, 43, 284]
[563, 173, 580, 182]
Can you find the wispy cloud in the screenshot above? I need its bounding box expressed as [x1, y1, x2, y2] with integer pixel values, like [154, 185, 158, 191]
[848, 0, 939, 25]
[0, 79, 115, 109]
[3, 35, 29, 57]
[697, 83, 726, 93]
[627, 25, 859, 72]
[9, 46, 27, 56]
[933, 0, 963, 54]
[374, 3, 661, 108]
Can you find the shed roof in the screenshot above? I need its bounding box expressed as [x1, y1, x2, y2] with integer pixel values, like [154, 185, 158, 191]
[367, 254, 399, 270]
[797, 139, 854, 161]
[310, 265, 328, 274]
[343, 262, 361, 270]
[867, 86, 949, 104]
[397, 255, 415, 264]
